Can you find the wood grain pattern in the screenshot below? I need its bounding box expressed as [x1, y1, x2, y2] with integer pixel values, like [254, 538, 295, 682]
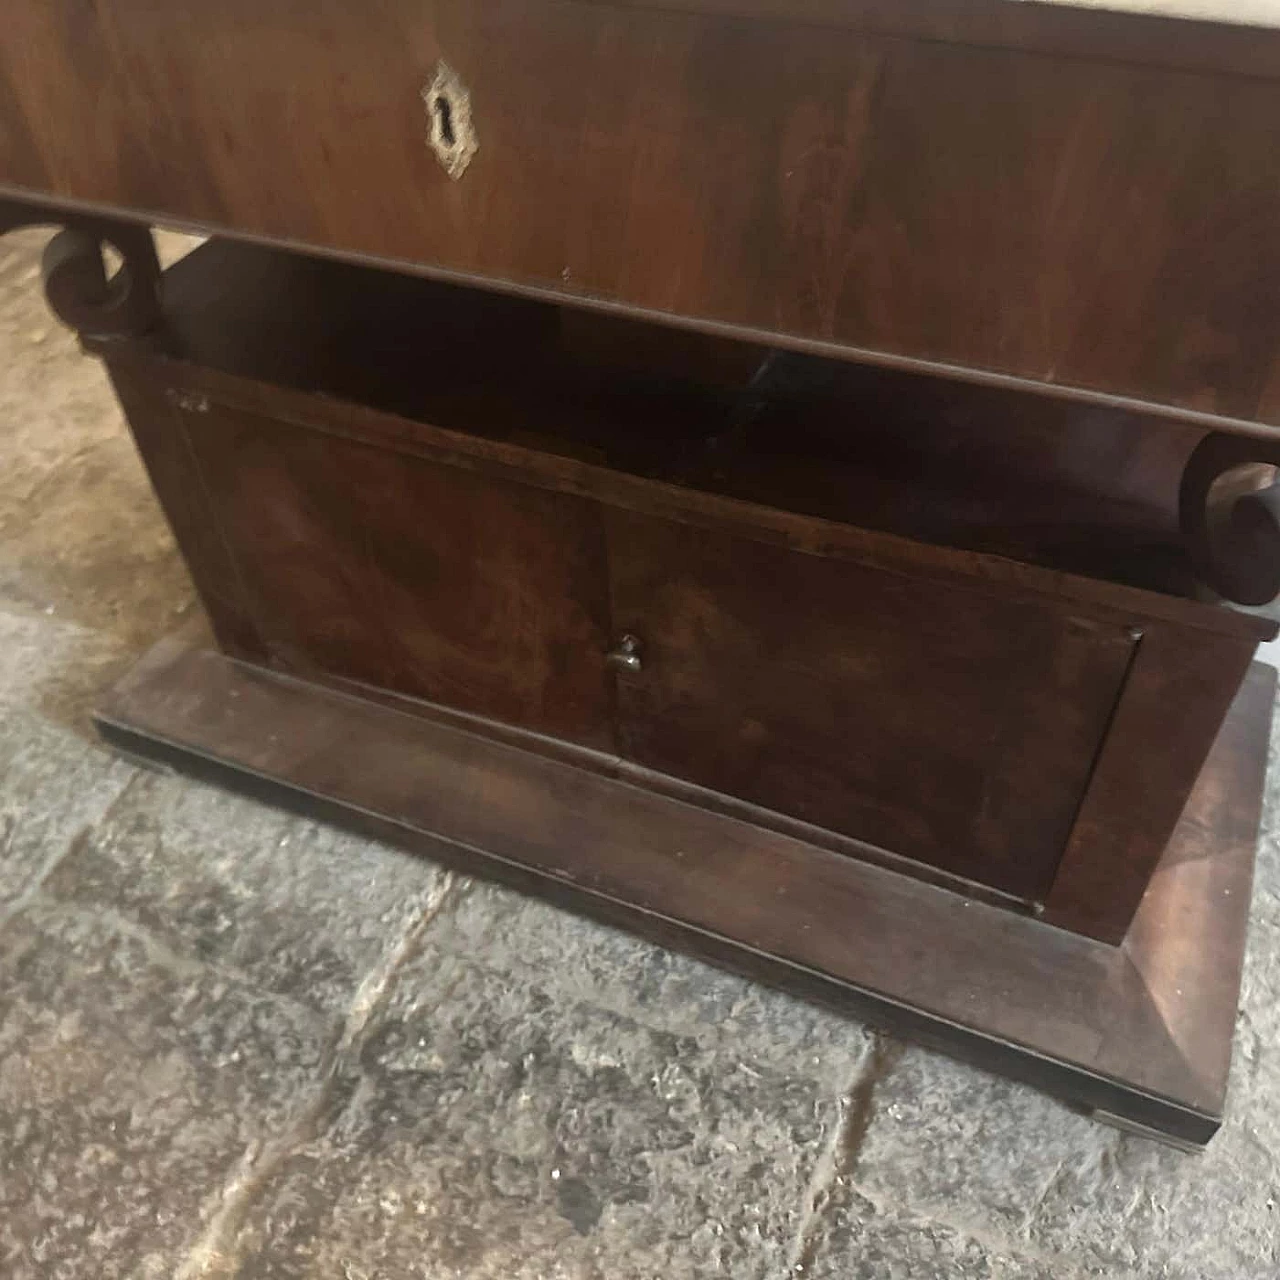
[7, 0, 1278, 1141]
[105, 365, 267, 663]
[588, 0, 1280, 77]
[1043, 625, 1259, 940]
[606, 507, 1137, 901]
[10, 0, 1280, 425]
[177, 399, 616, 751]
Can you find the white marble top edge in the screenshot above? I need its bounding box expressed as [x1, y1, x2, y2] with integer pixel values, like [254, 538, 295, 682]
[1012, 0, 1280, 28]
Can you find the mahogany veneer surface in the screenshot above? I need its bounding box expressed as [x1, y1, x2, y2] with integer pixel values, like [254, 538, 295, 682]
[11, 0, 1280, 427]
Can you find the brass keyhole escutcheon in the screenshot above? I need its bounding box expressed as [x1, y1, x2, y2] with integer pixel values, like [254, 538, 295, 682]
[606, 634, 643, 674]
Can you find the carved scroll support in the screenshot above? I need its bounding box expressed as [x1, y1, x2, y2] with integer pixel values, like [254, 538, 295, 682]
[0, 197, 160, 339]
[1181, 431, 1280, 606]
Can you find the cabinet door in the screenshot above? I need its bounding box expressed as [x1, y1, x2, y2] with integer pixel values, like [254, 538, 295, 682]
[178, 399, 615, 751]
[605, 510, 1138, 902]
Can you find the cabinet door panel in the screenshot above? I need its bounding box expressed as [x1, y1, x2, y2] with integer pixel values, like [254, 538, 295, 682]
[606, 510, 1137, 901]
[180, 400, 615, 751]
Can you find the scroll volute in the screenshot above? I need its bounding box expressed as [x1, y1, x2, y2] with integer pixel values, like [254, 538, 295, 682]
[1181, 431, 1280, 606]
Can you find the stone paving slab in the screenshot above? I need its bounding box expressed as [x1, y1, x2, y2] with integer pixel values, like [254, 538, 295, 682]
[841, 1041, 1280, 1280]
[0, 605, 139, 731]
[42, 770, 454, 1019]
[223, 944, 847, 1280]
[0, 603, 143, 906]
[424, 880, 873, 1089]
[806, 1191, 1070, 1280]
[0, 690, 134, 906]
[852, 1047, 1102, 1239]
[0, 899, 330, 1280]
[0, 428, 194, 650]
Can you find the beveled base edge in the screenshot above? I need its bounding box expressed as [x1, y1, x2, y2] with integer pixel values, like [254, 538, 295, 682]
[94, 631, 1276, 1149]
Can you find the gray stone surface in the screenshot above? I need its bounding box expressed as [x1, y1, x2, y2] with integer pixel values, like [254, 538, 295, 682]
[423, 880, 873, 1087]
[3, 221, 1280, 1280]
[0, 900, 329, 1280]
[226, 947, 845, 1280]
[807, 1192, 1066, 1280]
[836, 1043, 1280, 1280]
[0, 701, 133, 906]
[853, 1047, 1101, 1237]
[42, 772, 454, 1018]
[0, 603, 138, 733]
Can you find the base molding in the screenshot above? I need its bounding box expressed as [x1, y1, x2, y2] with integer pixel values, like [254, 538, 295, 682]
[95, 630, 1275, 1148]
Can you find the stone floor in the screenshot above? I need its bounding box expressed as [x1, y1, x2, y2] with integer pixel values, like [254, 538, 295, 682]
[1, 226, 1279, 1280]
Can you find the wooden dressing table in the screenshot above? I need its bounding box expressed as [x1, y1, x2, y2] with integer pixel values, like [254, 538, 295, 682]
[5, 0, 1280, 1146]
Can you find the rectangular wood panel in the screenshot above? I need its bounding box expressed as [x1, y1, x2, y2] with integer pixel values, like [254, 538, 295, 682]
[1043, 624, 1259, 941]
[176, 399, 616, 751]
[605, 508, 1139, 901]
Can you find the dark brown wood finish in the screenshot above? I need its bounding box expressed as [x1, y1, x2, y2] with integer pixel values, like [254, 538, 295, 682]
[1, 180, 1274, 1140]
[128, 240, 1226, 601]
[177, 400, 616, 751]
[94, 632, 1277, 1148]
[11, 2, 1280, 426]
[1043, 625, 1259, 941]
[101, 243, 1274, 645]
[105, 366, 268, 663]
[605, 506, 1137, 902]
[75, 239, 1271, 940]
[0, 196, 160, 338]
[1181, 431, 1280, 607]
[590, 0, 1280, 78]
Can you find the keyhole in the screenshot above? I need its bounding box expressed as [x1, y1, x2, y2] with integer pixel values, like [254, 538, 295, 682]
[422, 62, 477, 180]
[434, 94, 455, 148]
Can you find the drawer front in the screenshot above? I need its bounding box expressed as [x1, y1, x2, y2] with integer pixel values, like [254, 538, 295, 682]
[176, 399, 616, 751]
[9, 0, 1280, 422]
[606, 510, 1138, 902]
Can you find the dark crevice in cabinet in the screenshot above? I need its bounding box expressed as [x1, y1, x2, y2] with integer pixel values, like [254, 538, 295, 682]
[148, 237, 1215, 603]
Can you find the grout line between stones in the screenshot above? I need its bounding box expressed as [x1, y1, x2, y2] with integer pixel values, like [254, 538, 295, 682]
[783, 1032, 904, 1278]
[172, 869, 462, 1280]
[0, 759, 142, 936]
